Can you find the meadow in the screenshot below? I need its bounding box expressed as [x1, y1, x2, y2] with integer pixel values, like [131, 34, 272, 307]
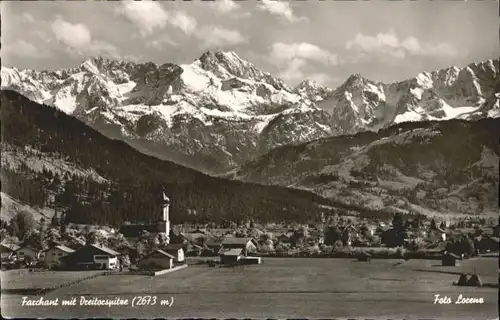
[1, 258, 497, 319]
[1, 270, 106, 294]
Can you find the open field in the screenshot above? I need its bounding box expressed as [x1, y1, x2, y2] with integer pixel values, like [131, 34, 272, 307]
[1, 258, 497, 319]
[395, 257, 498, 282]
[1, 270, 105, 294]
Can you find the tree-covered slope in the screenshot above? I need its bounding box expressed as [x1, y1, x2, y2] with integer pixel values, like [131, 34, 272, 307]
[231, 117, 499, 216]
[1, 90, 338, 226]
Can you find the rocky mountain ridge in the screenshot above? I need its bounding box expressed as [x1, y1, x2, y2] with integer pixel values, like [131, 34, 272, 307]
[2, 51, 498, 174]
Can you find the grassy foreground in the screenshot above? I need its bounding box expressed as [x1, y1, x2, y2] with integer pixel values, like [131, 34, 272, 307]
[1, 258, 497, 319]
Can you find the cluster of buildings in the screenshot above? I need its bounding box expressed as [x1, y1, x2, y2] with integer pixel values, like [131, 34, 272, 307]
[117, 193, 261, 266]
[1, 193, 262, 271]
[1, 193, 183, 271]
[13, 192, 498, 270]
[1, 240, 185, 271]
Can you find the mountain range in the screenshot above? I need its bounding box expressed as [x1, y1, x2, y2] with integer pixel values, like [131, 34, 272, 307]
[2, 51, 499, 174]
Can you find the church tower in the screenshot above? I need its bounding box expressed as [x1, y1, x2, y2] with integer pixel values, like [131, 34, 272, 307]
[157, 190, 171, 244]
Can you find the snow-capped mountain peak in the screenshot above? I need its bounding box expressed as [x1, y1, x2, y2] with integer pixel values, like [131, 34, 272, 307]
[80, 59, 102, 75]
[318, 58, 499, 134]
[196, 50, 265, 81]
[1, 52, 330, 175]
[294, 79, 334, 102]
[343, 73, 369, 88]
[295, 79, 325, 90]
[1, 53, 498, 174]
[414, 72, 434, 89]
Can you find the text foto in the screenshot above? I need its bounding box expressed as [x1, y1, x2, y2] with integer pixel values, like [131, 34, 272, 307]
[21, 296, 174, 307]
[433, 294, 484, 304]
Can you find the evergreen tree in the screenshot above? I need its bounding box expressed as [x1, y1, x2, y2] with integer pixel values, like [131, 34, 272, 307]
[38, 218, 48, 250]
[430, 218, 437, 230]
[392, 213, 405, 232]
[59, 223, 67, 235]
[13, 211, 35, 239]
[324, 225, 342, 246]
[7, 220, 20, 238]
[0, 219, 8, 229]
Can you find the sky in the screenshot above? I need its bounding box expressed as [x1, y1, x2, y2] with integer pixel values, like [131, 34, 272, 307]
[1, 0, 498, 88]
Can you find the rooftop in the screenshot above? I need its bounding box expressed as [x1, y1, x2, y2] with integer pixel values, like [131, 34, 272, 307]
[163, 243, 184, 250]
[220, 248, 243, 256]
[44, 245, 75, 253]
[146, 249, 176, 260]
[90, 244, 121, 256]
[222, 237, 255, 246]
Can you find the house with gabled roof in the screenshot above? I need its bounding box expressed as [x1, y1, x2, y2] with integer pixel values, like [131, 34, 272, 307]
[219, 248, 243, 264]
[221, 237, 258, 256]
[15, 243, 42, 261]
[60, 244, 120, 270]
[116, 243, 139, 264]
[180, 232, 206, 243]
[138, 249, 175, 270]
[42, 245, 75, 265]
[162, 243, 185, 262]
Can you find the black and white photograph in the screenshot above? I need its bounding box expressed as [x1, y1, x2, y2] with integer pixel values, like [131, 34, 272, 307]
[0, 0, 499, 318]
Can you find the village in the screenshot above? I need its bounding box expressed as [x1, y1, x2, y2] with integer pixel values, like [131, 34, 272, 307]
[1, 193, 498, 276]
[0, 193, 498, 320]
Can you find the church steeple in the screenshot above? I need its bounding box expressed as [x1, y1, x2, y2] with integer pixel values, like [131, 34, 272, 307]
[162, 191, 170, 222]
[159, 189, 171, 244]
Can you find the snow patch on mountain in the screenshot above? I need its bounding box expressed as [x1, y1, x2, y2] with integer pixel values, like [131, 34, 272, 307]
[116, 81, 136, 96]
[415, 72, 434, 89]
[1, 53, 498, 174]
[180, 62, 214, 91]
[53, 91, 78, 114]
[393, 100, 481, 124]
[365, 83, 386, 101]
[440, 101, 479, 118]
[253, 114, 278, 134]
[410, 87, 424, 100]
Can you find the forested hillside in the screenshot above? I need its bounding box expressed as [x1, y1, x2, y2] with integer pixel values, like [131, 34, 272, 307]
[1, 90, 339, 227]
[231, 117, 499, 216]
